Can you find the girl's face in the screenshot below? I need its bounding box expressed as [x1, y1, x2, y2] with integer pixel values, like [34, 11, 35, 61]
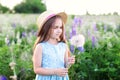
[50, 18, 63, 40]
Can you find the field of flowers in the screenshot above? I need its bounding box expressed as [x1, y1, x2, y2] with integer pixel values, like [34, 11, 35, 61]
[0, 14, 120, 80]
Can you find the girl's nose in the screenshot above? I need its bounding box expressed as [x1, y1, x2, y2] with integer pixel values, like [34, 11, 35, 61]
[57, 28, 62, 32]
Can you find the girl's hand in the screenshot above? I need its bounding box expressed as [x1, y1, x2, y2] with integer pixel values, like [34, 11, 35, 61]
[68, 56, 75, 65]
[54, 68, 68, 77]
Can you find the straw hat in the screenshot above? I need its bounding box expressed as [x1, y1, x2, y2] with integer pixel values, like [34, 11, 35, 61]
[36, 10, 67, 29]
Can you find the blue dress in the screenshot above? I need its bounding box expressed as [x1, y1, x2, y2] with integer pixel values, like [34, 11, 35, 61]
[35, 41, 69, 80]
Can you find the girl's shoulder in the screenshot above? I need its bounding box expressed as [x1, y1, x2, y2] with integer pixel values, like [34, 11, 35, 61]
[34, 43, 43, 51]
[36, 42, 46, 48]
[59, 42, 67, 47]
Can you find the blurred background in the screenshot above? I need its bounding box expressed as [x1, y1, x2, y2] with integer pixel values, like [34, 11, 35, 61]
[0, 0, 120, 80]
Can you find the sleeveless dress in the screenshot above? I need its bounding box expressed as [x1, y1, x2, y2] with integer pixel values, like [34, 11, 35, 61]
[35, 41, 69, 80]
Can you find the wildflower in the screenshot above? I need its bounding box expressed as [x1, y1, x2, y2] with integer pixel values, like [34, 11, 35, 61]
[92, 36, 96, 48]
[16, 31, 20, 39]
[0, 75, 7, 80]
[70, 34, 85, 47]
[78, 46, 84, 52]
[70, 45, 74, 53]
[9, 62, 16, 70]
[5, 35, 10, 46]
[22, 32, 27, 38]
[11, 23, 16, 28]
[71, 27, 76, 36]
[73, 17, 82, 27]
[104, 25, 107, 32]
[93, 23, 97, 31]
[87, 29, 91, 37]
[10, 75, 17, 80]
[17, 38, 22, 45]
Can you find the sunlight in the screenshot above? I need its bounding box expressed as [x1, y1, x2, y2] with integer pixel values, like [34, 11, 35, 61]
[0, 0, 120, 15]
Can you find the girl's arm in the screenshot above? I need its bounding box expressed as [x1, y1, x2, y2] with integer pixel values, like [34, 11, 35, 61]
[64, 47, 69, 68]
[64, 46, 75, 68]
[32, 44, 68, 76]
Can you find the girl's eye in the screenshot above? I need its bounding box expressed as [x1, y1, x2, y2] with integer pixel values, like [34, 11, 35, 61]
[52, 26, 62, 29]
[53, 27, 57, 29]
[60, 27, 62, 29]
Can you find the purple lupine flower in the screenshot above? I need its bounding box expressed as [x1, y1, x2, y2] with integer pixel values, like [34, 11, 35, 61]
[72, 23, 77, 28]
[69, 26, 76, 39]
[70, 45, 74, 54]
[78, 18, 82, 26]
[69, 32, 73, 39]
[87, 29, 91, 37]
[71, 27, 76, 36]
[11, 23, 16, 28]
[31, 31, 38, 37]
[31, 30, 35, 35]
[104, 25, 107, 32]
[22, 32, 27, 38]
[93, 23, 97, 31]
[92, 36, 96, 47]
[73, 17, 82, 27]
[78, 46, 84, 52]
[0, 75, 7, 80]
[33, 32, 37, 37]
[73, 17, 79, 25]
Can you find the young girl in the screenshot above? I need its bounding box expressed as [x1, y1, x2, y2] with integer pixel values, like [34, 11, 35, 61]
[32, 10, 75, 80]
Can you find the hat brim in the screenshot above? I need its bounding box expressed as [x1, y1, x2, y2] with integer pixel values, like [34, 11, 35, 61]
[37, 11, 67, 29]
[56, 12, 67, 24]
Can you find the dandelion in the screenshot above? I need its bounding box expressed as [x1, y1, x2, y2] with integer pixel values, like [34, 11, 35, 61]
[66, 34, 85, 68]
[70, 34, 85, 47]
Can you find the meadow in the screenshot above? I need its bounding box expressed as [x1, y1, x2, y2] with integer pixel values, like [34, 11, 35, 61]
[0, 14, 120, 80]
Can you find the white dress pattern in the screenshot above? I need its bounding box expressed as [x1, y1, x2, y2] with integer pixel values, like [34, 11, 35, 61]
[35, 42, 69, 80]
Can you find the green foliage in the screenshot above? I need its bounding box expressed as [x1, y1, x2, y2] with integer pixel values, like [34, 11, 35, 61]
[69, 37, 120, 80]
[0, 4, 10, 13]
[13, 0, 46, 13]
[0, 35, 5, 47]
[113, 12, 119, 15]
[0, 44, 35, 79]
[0, 15, 120, 79]
[0, 46, 12, 76]
[0, 24, 37, 79]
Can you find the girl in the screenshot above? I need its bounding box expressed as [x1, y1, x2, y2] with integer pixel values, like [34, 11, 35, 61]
[32, 10, 75, 80]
